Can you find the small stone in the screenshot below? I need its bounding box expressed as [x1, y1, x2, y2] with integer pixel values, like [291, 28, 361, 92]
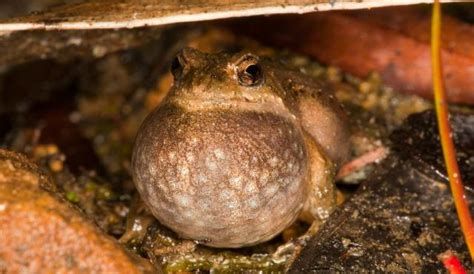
[49, 158, 64, 172]
[0, 149, 154, 273]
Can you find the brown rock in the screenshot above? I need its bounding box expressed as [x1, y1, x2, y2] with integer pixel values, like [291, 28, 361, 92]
[0, 148, 156, 273]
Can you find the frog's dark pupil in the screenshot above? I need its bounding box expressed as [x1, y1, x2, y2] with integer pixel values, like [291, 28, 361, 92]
[240, 64, 262, 86]
[246, 65, 259, 79]
[171, 57, 183, 79]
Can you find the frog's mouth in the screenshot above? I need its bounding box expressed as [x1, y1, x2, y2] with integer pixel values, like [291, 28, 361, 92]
[169, 92, 298, 124]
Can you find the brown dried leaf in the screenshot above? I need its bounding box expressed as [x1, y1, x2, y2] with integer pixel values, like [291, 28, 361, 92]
[0, 0, 463, 34]
[234, 7, 474, 104]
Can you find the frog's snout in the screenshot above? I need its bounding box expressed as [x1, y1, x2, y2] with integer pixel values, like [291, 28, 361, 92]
[171, 47, 207, 80]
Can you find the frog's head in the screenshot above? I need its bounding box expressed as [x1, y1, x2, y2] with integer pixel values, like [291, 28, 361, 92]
[167, 47, 289, 117]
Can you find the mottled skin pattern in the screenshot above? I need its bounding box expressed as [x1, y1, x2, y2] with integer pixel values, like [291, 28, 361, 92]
[132, 48, 350, 248]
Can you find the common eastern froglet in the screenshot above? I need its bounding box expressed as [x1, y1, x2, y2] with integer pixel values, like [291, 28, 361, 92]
[132, 48, 351, 248]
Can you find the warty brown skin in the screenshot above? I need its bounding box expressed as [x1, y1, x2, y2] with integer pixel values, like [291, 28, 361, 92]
[132, 48, 350, 248]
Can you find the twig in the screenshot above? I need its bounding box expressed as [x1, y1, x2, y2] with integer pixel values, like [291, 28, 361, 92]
[431, 0, 474, 262]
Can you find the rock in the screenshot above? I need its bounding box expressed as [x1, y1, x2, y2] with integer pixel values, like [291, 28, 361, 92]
[0, 148, 156, 273]
[289, 111, 474, 272]
[390, 110, 474, 184]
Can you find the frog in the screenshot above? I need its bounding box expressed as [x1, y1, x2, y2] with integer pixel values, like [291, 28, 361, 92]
[131, 47, 351, 248]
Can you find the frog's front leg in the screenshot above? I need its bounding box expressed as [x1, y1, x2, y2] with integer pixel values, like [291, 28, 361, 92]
[299, 132, 337, 231]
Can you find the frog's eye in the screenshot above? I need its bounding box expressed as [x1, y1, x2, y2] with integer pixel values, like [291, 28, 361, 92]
[236, 54, 264, 87]
[171, 56, 185, 80]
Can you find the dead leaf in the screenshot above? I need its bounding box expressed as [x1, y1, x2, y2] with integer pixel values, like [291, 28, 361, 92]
[233, 7, 474, 104]
[0, 0, 463, 34]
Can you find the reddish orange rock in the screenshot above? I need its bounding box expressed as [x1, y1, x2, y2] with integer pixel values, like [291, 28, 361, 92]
[0, 149, 155, 273]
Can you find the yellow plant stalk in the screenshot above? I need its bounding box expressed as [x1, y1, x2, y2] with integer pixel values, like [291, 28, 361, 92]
[432, 0, 474, 262]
